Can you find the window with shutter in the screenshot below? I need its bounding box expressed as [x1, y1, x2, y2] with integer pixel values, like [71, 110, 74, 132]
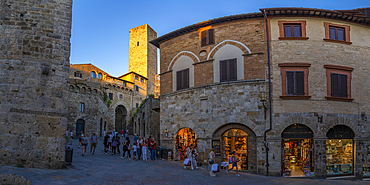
[286, 71, 305, 95]
[176, 68, 189, 91]
[220, 59, 237, 82]
[200, 29, 215, 47]
[331, 73, 348, 98]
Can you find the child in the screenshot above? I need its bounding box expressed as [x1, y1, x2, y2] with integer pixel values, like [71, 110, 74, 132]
[133, 142, 138, 161]
[227, 151, 240, 176]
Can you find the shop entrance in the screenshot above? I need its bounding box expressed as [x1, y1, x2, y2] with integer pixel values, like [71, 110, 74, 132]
[222, 129, 248, 171]
[175, 128, 197, 160]
[281, 124, 314, 177]
[326, 125, 355, 177]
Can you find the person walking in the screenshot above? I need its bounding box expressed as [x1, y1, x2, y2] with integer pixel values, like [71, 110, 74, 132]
[186, 145, 193, 169]
[90, 133, 98, 155]
[112, 136, 117, 156]
[121, 130, 124, 136]
[108, 132, 113, 151]
[78, 131, 84, 148]
[103, 130, 106, 137]
[209, 151, 216, 177]
[137, 136, 142, 160]
[142, 137, 148, 161]
[192, 146, 199, 170]
[149, 137, 156, 162]
[134, 134, 139, 143]
[116, 136, 121, 154]
[70, 131, 73, 143]
[104, 132, 109, 154]
[121, 137, 131, 160]
[227, 151, 240, 176]
[81, 134, 88, 156]
[132, 142, 138, 161]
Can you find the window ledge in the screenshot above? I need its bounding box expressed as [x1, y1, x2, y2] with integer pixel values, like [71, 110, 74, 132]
[325, 96, 353, 102]
[280, 95, 311, 100]
[279, 37, 309, 40]
[323, 39, 352, 45]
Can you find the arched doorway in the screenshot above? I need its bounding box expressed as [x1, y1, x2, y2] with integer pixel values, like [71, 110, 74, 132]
[99, 118, 103, 137]
[326, 125, 355, 177]
[212, 123, 257, 172]
[115, 105, 127, 132]
[175, 128, 197, 160]
[76, 119, 85, 138]
[281, 124, 314, 177]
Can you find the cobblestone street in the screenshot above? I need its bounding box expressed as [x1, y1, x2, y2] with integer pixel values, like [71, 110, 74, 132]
[0, 138, 368, 185]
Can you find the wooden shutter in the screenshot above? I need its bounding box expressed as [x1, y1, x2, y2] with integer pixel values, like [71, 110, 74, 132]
[229, 59, 237, 81]
[183, 68, 189, 89]
[340, 74, 347, 97]
[208, 29, 214, 45]
[220, 60, 228, 82]
[176, 70, 182, 91]
[286, 72, 295, 95]
[201, 30, 207, 47]
[296, 71, 305, 95]
[331, 73, 339, 97]
[80, 73, 82, 78]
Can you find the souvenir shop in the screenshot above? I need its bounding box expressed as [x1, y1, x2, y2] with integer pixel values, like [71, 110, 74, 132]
[326, 125, 355, 177]
[221, 129, 248, 171]
[175, 128, 197, 160]
[281, 124, 314, 177]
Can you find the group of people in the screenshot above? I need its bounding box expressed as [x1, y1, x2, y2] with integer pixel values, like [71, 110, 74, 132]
[183, 144, 199, 170]
[76, 131, 98, 156]
[103, 133, 158, 162]
[207, 150, 240, 177]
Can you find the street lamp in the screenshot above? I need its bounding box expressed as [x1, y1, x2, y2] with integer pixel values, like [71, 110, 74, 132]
[259, 91, 268, 119]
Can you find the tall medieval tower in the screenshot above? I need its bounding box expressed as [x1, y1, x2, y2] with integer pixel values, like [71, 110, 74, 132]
[129, 24, 157, 96]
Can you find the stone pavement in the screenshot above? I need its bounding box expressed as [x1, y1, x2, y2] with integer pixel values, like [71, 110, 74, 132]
[0, 137, 368, 185]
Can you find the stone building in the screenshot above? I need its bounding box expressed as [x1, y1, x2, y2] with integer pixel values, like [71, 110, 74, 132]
[133, 96, 160, 144]
[67, 24, 159, 137]
[0, 0, 73, 168]
[151, 7, 370, 179]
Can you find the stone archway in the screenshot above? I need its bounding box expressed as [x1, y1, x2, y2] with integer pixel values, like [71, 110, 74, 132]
[212, 123, 257, 173]
[115, 105, 127, 132]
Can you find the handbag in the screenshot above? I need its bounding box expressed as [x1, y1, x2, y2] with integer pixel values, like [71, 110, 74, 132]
[209, 160, 214, 164]
[212, 164, 220, 172]
[128, 144, 131, 150]
[183, 158, 191, 166]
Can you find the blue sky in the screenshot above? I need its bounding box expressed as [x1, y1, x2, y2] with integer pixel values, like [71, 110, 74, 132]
[70, 0, 368, 77]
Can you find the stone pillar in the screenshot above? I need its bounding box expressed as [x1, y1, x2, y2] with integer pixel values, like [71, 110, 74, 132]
[355, 138, 368, 180]
[267, 138, 282, 176]
[0, 0, 72, 168]
[313, 138, 327, 179]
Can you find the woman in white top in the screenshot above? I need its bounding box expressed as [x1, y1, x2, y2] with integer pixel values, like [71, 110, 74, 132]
[209, 151, 216, 176]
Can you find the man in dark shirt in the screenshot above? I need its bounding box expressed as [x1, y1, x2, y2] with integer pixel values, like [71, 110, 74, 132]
[104, 134, 109, 154]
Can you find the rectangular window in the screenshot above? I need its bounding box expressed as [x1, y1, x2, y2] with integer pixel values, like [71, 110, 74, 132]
[79, 103, 85, 112]
[329, 26, 345, 41]
[135, 76, 138, 80]
[176, 68, 189, 91]
[109, 93, 113, 100]
[135, 85, 139, 92]
[286, 71, 305, 95]
[74, 72, 82, 78]
[220, 59, 237, 82]
[201, 29, 214, 47]
[284, 24, 301, 37]
[136, 103, 139, 108]
[140, 78, 144, 83]
[331, 73, 348, 98]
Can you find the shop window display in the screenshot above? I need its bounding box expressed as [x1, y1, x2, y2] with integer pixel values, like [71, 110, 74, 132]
[222, 129, 248, 171]
[326, 139, 353, 176]
[282, 139, 313, 177]
[175, 128, 197, 160]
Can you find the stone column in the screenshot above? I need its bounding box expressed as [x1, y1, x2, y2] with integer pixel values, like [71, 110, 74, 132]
[313, 137, 327, 179]
[267, 138, 282, 176]
[0, 0, 73, 168]
[355, 138, 369, 180]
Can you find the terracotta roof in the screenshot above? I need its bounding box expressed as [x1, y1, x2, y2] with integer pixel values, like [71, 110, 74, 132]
[149, 12, 263, 48]
[260, 7, 370, 26]
[118, 71, 148, 80]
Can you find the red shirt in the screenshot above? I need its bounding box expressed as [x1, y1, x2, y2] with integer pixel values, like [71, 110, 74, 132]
[149, 141, 156, 150]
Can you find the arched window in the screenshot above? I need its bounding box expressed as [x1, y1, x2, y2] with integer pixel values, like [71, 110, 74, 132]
[98, 73, 102, 79]
[91, 71, 97, 78]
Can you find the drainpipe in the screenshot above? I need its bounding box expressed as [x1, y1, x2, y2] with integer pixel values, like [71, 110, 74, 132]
[261, 9, 273, 176]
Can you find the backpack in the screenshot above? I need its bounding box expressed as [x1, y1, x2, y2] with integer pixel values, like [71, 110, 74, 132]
[112, 141, 116, 147]
[229, 156, 235, 163]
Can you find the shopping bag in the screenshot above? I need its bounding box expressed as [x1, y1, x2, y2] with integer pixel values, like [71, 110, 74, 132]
[212, 164, 220, 172]
[183, 158, 191, 166]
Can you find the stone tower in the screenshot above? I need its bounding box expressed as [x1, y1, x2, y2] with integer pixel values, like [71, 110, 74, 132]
[0, 0, 73, 168]
[129, 24, 157, 95]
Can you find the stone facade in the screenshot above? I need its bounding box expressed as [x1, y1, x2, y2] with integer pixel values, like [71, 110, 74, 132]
[152, 7, 370, 179]
[0, 0, 72, 168]
[151, 14, 268, 174]
[133, 96, 160, 144]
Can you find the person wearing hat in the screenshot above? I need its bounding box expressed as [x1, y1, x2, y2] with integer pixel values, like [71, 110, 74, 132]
[227, 151, 240, 176]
